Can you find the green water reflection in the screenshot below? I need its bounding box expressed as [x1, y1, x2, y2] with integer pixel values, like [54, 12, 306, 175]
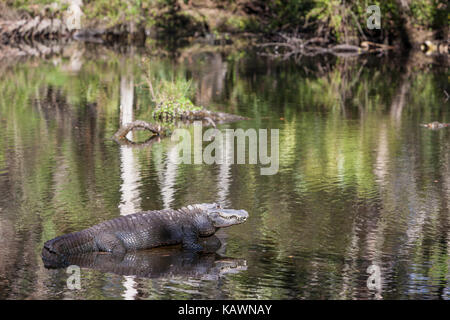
[0, 43, 448, 299]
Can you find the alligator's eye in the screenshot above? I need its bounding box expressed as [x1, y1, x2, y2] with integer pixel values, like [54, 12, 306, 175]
[209, 211, 219, 218]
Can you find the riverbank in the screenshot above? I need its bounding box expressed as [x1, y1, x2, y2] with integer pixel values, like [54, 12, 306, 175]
[1, 1, 448, 48]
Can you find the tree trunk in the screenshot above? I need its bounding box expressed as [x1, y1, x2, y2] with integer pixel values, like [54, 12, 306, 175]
[64, 0, 83, 31]
[394, 0, 433, 48]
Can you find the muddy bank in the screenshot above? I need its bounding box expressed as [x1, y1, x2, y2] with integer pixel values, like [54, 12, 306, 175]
[1, 17, 447, 60]
[0, 17, 148, 46]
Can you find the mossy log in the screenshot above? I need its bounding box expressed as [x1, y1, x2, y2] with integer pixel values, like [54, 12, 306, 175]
[153, 108, 249, 126]
[113, 109, 249, 147]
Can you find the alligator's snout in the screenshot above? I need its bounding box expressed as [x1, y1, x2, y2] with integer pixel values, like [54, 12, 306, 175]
[222, 209, 249, 221]
[234, 209, 249, 222]
[208, 208, 249, 228]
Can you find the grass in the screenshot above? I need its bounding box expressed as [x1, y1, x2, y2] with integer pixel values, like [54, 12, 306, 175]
[150, 77, 202, 119]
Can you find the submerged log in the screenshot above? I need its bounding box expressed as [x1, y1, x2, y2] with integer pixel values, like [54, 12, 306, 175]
[113, 120, 166, 141]
[153, 107, 249, 126]
[420, 122, 450, 130]
[113, 135, 163, 148]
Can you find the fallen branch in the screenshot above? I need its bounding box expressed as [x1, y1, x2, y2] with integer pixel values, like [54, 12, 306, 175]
[113, 109, 249, 147]
[153, 107, 249, 125]
[257, 33, 394, 59]
[113, 120, 166, 141]
[0, 17, 70, 44]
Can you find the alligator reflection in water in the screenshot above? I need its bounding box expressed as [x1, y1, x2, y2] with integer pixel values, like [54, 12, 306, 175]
[43, 238, 247, 281]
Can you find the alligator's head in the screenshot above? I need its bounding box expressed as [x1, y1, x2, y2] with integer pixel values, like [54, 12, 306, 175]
[198, 203, 248, 227]
[191, 203, 249, 236]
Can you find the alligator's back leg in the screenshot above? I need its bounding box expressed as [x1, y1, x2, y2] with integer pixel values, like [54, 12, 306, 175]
[94, 233, 126, 255]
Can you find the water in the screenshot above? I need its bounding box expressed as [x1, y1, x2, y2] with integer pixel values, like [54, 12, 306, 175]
[0, 43, 448, 300]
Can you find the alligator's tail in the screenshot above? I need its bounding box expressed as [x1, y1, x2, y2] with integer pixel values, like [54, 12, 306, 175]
[42, 242, 68, 268]
[42, 231, 95, 268]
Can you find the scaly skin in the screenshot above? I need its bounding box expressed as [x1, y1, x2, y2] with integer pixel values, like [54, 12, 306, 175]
[42, 204, 248, 263]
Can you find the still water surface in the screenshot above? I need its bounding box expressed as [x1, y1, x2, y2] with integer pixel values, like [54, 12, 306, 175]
[0, 43, 448, 299]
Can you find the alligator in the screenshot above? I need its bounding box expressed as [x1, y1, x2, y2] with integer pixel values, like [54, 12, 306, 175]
[42, 203, 248, 264]
[43, 242, 247, 281]
[420, 122, 450, 130]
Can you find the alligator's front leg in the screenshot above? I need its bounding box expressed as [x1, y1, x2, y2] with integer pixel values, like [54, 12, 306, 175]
[181, 226, 203, 251]
[95, 233, 126, 255]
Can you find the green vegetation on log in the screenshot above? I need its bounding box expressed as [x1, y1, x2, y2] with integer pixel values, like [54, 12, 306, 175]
[143, 66, 202, 119]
